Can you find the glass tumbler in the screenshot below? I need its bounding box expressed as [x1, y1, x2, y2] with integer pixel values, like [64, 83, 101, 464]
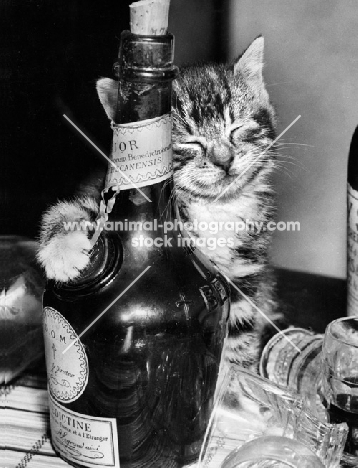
[321, 317, 358, 466]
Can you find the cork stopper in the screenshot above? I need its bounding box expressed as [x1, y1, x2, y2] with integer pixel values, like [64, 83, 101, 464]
[130, 0, 170, 35]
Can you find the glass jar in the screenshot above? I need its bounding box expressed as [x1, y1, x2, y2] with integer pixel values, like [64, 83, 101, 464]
[0, 236, 44, 384]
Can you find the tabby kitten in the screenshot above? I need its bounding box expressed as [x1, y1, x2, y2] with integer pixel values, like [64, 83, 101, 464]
[38, 36, 281, 367]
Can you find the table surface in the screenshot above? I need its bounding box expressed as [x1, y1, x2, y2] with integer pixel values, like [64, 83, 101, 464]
[2, 268, 347, 468]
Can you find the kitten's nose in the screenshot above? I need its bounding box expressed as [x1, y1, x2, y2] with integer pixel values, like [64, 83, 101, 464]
[208, 143, 234, 171]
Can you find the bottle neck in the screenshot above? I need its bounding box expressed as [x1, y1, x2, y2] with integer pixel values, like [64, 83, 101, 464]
[114, 79, 173, 123]
[114, 31, 177, 124]
[56, 33, 178, 289]
[110, 31, 177, 223]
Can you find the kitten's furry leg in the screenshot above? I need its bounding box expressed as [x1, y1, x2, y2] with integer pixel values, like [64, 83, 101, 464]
[224, 299, 262, 369]
[225, 273, 284, 370]
[37, 197, 99, 282]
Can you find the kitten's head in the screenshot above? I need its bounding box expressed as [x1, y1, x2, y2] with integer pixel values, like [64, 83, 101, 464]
[96, 37, 275, 202]
[172, 36, 276, 202]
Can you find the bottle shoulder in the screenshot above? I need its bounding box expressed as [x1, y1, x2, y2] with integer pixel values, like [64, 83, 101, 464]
[43, 227, 230, 332]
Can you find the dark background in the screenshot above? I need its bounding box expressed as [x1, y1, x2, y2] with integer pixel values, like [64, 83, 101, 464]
[1, 0, 226, 239]
[4, 1, 355, 278]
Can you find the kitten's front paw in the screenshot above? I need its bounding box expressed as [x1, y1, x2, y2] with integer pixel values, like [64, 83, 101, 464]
[38, 230, 92, 283]
[38, 197, 99, 283]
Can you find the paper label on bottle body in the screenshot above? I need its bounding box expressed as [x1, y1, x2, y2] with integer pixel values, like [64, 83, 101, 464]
[43, 307, 89, 403]
[348, 183, 358, 316]
[106, 114, 172, 190]
[49, 394, 120, 468]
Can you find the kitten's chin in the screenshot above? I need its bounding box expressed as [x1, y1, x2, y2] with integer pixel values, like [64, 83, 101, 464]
[175, 170, 248, 201]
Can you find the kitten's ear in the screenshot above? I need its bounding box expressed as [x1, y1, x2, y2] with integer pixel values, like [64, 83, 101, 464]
[96, 78, 118, 121]
[234, 36, 265, 91]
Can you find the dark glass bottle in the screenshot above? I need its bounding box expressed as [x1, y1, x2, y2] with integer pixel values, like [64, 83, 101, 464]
[43, 31, 230, 468]
[347, 126, 358, 316]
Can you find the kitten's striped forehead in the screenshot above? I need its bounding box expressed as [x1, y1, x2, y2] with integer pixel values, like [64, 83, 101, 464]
[173, 65, 233, 134]
[172, 62, 275, 140]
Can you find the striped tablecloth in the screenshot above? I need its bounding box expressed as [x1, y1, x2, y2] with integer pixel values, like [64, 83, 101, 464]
[2, 358, 345, 468]
[2, 361, 200, 468]
[2, 361, 240, 468]
[2, 361, 69, 468]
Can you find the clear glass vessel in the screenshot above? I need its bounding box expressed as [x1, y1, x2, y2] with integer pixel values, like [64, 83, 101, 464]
[0, 236, 44, 384]
[198, 366, 347, 468]
[259, 322, 358, 467]
[259, 327, 325, 418]
[321, 317, 358, 467]
[220, 436, 325, 468]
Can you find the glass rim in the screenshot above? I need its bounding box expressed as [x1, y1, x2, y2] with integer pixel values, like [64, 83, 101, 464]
[325, 316, 358, 348]
[220, 436, 325, 468]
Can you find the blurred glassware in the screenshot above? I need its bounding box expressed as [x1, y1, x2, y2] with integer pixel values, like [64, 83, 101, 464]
[220, 435, 324, 468]
[259, 327, 325, 419]
[198, 366, 347, 468]
[320, 317, 358, 467]
[0, 236, 45, 384]
[260, 321, 358, 467]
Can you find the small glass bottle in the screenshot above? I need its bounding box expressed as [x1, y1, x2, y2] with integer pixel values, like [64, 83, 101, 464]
[347, 126, 358, 316]
[42, 25, 230, 468]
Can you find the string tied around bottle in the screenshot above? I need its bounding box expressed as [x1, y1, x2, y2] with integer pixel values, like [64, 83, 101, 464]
[89, 185, 120, 248]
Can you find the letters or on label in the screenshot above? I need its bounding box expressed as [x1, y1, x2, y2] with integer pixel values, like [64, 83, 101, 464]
[49, 394, 120, 468]
[106, 114, 172, 190]
[348, 184, 358, 316]
[43, 307, 88, 403]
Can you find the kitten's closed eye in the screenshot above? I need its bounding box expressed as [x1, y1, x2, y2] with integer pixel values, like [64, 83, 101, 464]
[173, 137, 208, 167]
[174, 142, 204, 155]
[229, 121, 262, 145]
[174, 136, 207, 152]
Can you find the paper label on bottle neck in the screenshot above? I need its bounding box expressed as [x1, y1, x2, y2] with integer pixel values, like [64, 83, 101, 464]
[106, 114, 172, 190]
[348, 183, 358, 316]
[49, 394, 120, 468]
[43, 307, 89, 403]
